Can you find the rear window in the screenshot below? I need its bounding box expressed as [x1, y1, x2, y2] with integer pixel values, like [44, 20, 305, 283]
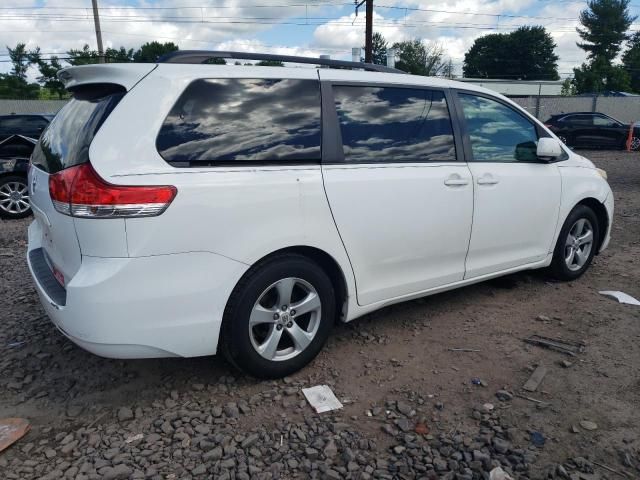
[156, 78, 321, 166]
[31, 85, 125, 174]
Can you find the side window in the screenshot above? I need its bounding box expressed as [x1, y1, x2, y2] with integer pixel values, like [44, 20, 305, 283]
[568, 115, 593, 126]
[333, 86, 456, 163]
[593, 115, 617, 127]
[459, 94, 538, 163]
[157, 78, 321, 166]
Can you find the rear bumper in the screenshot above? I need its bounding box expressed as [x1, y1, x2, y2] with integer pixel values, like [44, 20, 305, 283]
[27, 221, 248, 359]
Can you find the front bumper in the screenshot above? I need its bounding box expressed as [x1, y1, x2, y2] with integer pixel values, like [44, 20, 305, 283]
[27, 221, 248, 359]
[600, 190, 614, 252]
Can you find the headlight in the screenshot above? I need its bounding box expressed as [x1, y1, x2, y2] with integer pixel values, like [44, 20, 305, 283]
[596, 168, 608, 180]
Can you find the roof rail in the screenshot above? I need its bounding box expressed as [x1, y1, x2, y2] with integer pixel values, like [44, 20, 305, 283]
[157, 50, 404, 74]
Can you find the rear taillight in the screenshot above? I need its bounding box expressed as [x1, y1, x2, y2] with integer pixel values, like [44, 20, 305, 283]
[49, 163, 177, 218]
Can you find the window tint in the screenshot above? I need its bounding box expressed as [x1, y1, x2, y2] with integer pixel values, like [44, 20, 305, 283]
[593, 115, 618, 127]
[567, 115, 593, 126]
[459, 94, 538, 162]
[31, 86, 125, 174]
[0, 143, 33, 158]
[157, 78, 321, 165]
[333, 86, 456, 163]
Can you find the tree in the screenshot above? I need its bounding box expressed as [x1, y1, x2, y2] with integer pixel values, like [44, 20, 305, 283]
[133, 41, 179, 62]
[0, 74, 40, 99]
[67, 45, 101, 65]
[573, 57, 631, 93]
[67, 44, 133, 65]
[561, 78, 577, 96]
[622, 31, 640, 92]
[392, 39, 451, 76]
[362, 32, 387, 65]
[255, 60, 284, 66]
[463, 26, 559, 80]
[34, 56, 67, 99]
[577, 0, 636, 63]
[7, 43, 32, 79]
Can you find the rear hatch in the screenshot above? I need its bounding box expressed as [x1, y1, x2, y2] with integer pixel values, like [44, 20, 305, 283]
[29, 84, 126, 285]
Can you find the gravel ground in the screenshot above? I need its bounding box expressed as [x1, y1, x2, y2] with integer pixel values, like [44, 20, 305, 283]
[0, 150, 639, 480]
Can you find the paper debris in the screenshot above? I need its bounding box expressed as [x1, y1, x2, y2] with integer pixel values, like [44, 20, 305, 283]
[0, 418, 30, 453]
[599, 291, 640, 306]
[302, 385, 343, 413]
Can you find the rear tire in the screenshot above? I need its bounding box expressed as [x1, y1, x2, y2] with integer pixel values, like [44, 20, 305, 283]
[549, 205, 599, 281]
[221, 254, 335, 379]
[0, 175, 32, 220]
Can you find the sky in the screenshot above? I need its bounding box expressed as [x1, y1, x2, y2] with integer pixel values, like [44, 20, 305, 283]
[1, 0, 639, 80]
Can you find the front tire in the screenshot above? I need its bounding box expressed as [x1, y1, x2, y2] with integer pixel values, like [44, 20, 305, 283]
[549, 205, 599, 281]
[221, 254, 335, 379]
[0, 175, 32, 219]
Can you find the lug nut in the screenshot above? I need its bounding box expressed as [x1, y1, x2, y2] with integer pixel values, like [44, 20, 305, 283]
[286, 321, 293, 328]
[282, 305, 288, 311]
[290, 309, 296, 316]
[273, 313, 280, 320]
[276, 324, 283, 330]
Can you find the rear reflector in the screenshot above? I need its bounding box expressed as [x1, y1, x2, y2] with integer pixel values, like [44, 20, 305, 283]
[49, 163, 177, 218]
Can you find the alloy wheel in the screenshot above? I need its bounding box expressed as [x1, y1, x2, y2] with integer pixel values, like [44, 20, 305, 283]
[0, 180, 30, 216]
[249, 277, 322, 362]
[631, 136, 640, 151]
[564, 218, 594, 272]
[558, 136, 567, 144]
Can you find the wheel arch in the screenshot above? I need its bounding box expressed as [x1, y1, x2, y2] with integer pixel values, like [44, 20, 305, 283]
[228, 245, 351, 324]
[575, 197, 609, 253]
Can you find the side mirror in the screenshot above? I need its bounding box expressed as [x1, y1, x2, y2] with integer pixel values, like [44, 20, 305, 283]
[537, 137, 563, 162]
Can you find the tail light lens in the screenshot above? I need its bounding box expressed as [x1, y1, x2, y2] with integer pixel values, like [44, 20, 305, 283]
[49, 163, 177, 218]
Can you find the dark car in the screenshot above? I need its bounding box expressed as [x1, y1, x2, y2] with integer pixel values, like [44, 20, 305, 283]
[0, 114, 53, 143]
[0, 134, 37, 219]
[544, 112, 639, 150]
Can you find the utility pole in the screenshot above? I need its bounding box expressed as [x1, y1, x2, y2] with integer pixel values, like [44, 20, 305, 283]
[91, 0, 105, 63]
[364, 0, 373, 63]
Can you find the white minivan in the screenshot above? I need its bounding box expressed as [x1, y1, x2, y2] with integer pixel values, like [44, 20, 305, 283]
[27, 52, 613, 378]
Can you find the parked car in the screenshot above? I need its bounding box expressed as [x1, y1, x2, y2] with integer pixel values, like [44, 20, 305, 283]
[0, 113, 53, 143]
[27, 52, 613, 378]
[544, 112, 639, 150]
[0, 134, 37, 219]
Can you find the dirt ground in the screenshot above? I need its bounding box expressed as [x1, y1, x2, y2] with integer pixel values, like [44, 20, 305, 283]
[0, 150, 639, 480]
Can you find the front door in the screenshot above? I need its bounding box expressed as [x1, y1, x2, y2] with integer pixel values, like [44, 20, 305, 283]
[321, 81, 473, 305]
[455, 92, 562, 279]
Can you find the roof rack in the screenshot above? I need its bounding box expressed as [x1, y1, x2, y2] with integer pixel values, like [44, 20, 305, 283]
[157, 50, 404, 74]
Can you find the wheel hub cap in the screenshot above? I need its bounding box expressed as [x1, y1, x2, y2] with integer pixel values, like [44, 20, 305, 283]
[249, 277, 322, 362]
[0, 181, 30, 215]
[564, 218, 594, 272]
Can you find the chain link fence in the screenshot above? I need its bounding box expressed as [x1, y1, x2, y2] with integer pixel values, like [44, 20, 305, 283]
[0, 99, 68, 115]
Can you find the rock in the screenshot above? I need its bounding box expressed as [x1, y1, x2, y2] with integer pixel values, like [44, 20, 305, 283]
[579, 420, 598, 431]
[393, 445, 406, 454]
[305, 448, 319, 461]
[192, 464, 207, 476]
[324, 440, 338, 458]
[117, 407, 134, 422]
[495, 390, 513, 401]
[492, 437, 510, 454]
[44, 448, 56, 459]
[202, 446, 222, 461]
[560, 360, 573, 368]
[536, 315, 551, 322]
[102, 465, 133, 480]
[241, 433, 259, 449]
[396, 401, 413, 416]
[224, 402, 240, 418]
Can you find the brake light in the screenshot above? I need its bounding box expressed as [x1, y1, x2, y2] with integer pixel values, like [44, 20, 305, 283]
[49, 163, 177, 218]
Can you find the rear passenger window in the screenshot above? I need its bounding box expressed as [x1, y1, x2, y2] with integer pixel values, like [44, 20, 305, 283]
[333, 86, 456, 163]
[157, 79, 321, 166]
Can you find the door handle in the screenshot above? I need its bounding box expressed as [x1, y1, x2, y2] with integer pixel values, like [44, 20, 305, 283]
[477, 175, 499, 185]
[444, 175, 469, 187]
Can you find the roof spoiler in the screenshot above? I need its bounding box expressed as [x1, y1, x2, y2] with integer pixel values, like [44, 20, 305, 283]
[57, 64, 157, 91]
